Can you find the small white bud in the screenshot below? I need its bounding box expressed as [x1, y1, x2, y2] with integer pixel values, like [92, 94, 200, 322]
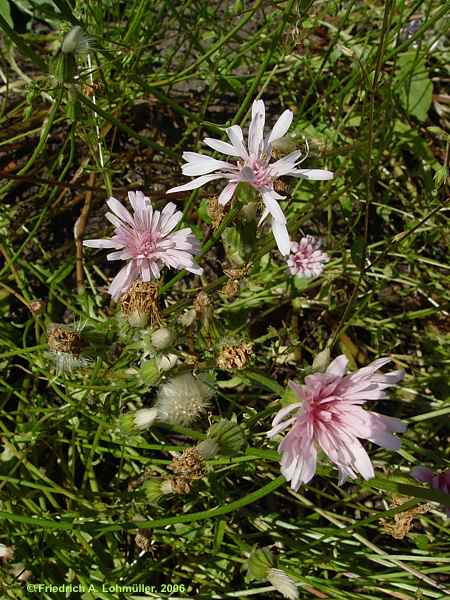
[156, 353, 178, 372]
[151, 327, 173, 350]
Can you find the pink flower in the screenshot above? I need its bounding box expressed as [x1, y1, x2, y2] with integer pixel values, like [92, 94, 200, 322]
[267, 355, 406, 490]
[167, 99, 333, 256]
[287, 235, 329, 277]
[411, 466, 450, 516]
[83, 191, 202, 300]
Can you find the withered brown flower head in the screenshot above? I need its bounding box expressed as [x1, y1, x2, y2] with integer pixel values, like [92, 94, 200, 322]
[380, 495, 431, 539]
[169, 447, 205, 480]
[207, 196, 225, 229]
[48, 324, 82, 355]
[120, 280, 161, 328]
[217, 342, 253, 370]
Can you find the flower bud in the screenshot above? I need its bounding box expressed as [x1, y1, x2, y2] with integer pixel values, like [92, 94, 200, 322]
[156, 353, 178, 372]
[312, 347, 331, 372]
[151, 327, 173, 350]
[204, 417, 246, 456]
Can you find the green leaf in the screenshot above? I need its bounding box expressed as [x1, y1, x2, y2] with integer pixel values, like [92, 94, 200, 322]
[396, 52, 433, 122]
[0, 0, 12, 27]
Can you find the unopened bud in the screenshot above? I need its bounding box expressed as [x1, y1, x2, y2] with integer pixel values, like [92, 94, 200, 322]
[151, 327, 173, 350]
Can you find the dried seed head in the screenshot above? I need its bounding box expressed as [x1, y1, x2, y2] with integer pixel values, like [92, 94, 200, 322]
[267, 568, 299, 600]
[48, 324, 81, 355]
[169, 477, 191, 495]
[223, 264, 251, 280]
[135, 533, 152, 553]
[193, 291, 211, 317]
[207, 196, 224, 229]
[380, 495, 431, 539]
[221, 278, 240, 300]
[154, 373, 212, 427]
[217, 342, 253, 370]
[273, 180, 288, 193]
[120, 281, 161, 328]
[169, 447, 205, 480]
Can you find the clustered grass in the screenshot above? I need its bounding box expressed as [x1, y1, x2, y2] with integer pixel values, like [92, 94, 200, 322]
[0, 1, 449, 598]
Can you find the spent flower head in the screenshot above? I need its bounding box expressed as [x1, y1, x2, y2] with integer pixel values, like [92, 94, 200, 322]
[154, 373, 212, 427]
[267, 355, 406, 489]
[84, 192, 202, 300]
[168, 98, 333, 255]
[62, 26, 94, 55]
[287, 235, 329, 277]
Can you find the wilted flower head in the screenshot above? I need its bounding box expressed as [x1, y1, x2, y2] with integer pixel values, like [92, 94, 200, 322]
[167, 98, 333, 255]
[120, 280, 161, 328]
[411, 466, 450, 517]
[47, 322, 90, 375]
[268, 355, 406, 490]
[287, 235, 329, 277]
[154, 373, 212, 426]
[83, 192, 202, 300]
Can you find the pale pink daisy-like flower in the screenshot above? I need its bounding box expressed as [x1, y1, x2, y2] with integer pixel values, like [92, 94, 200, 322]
[267, 355, 406, 490]
[411, 466, 450, 516]
[83, 191, 202, 300]
[287, 235, 329, 277]
[167, 99, 333, 255]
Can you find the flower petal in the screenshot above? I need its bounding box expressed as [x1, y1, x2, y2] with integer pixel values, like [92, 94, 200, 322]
[181, 152, 235, 176]
[167, 173, 230, 193]
[248, 99, 265, 156]
[204, 137, 241, 157]
[109, 261, 136, 300]
[271, 219, 291, 256]
[83, 238, 124, 249]
[410, 466, 434, 484]
[290, 169, 334, 180]
[107, 196, 135, 226]
[218, 182, 238, 206]
[268, 109, 293, 144]
[226, 125, 249, 159]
